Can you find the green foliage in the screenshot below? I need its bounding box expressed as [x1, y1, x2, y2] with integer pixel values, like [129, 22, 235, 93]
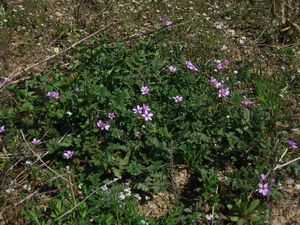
[0, 38, 278, 224]
[226, 198, 269, 225]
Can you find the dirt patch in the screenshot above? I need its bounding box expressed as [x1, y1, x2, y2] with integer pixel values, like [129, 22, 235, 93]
[138, 166, 190, 219]
[270, 179, 300, 225]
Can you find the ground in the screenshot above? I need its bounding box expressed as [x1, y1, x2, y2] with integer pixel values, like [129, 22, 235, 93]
[0, 0, 299, 224]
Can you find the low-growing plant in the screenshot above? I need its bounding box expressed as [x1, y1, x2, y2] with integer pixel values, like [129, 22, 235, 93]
[0, 33, 298, 224]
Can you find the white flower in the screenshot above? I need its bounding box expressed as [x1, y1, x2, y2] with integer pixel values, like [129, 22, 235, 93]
[124, 187, 132, 196]
[205, 214, 214, 221]
[145, 195, 150, 200]
[221, 45, 228, 50]
[5, 188, 15, 194]
[118, 192, 126, 200]
[141, 220, 149, 225]
[25, 160, 32, 165]
[23, 184, 32, 191]
[101, 185, 108, 191]
[135, 194, 142, 200]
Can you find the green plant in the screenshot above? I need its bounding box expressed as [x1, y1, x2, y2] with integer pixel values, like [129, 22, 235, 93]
[226, 198, 269, 225]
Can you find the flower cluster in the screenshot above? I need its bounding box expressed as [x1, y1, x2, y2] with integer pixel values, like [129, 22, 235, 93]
[215, 59, 229, 71]
[133, 104, 153, 121]
[258, 173, 275, 196]
[258, 173, 269, 196]
[209, 76, 230, 98]
[63, 150, 74, 159]
[185, 60, 198, 72]
[97, 120, 110, 131]
[46, 91, 60, 99]
[118, 187, 132, 200]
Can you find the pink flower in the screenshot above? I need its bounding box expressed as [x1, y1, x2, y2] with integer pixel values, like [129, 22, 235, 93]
[140, 86, 150, 95]
[97, 120, 110, 131]
[288, 140, 298, 149]
[173, 95, 183, 103]
[185, 60, 198, 72]
[159, 17, 173, 26]
[258, 183, 269, 196]
[218, 87, 230, 97]
[241, 99, 254, 106]
[209, 76, 218, 85]
[0, 77, 11, 86]
[63, 150, 74, 159]
[142, 112, 154, 121]
[31, 138, 42, 145]
[224, 59, 230, 65]
[46, 91, 60, 99]
[108, 112, 116, 120]
[260, 173, 267, 180]
[133, 105, 144, 114]
[209, 76, 223, 89]
[0, 125, 5, 134]
[133, 104, 153, 121]
[216, 63, 223, 70]
[168, 66, 177, 73]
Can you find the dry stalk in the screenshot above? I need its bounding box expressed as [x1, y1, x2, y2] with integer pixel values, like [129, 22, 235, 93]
[55, 177, 121, 222]
[20, 130, 68, 183]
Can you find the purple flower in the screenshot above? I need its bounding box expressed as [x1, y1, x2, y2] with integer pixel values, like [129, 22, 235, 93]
[0, 125, 5, 134]
[159, 17, 173, 26]
[0, 77, 11, 86]
[142, 112, 154, 121]
[168, 66, 177, 73]
[133, 105, 144, 114]
[216, 63, 223, 70]
[173, 95, 183, 103]
[218, 87, 230, 97]
[31, 138, 42, 145]
[63, 150, 74, 159]
[258, 183, 269, 196]
[288, 140, 298, 149]
[241, 99, 254, 106]
[260, 173, 267, 180]
[270, 178, 276, 184]
[133, 104, 153, 121]
[140, 86, 150, 95]
[185, 60, 198, 72]
[209, 76, 218, 85]
[46, 91, 60, 99]
[224, 59, 230, 65]
[96, 120, 110, 131]
[215, 82, 223, 89]
[108, 112, 116, 120]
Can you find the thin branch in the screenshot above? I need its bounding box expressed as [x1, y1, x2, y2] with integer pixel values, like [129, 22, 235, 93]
[274, 156, 300, 171]
[20, 129, 68, 182]
[55, 177, 121, 222]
